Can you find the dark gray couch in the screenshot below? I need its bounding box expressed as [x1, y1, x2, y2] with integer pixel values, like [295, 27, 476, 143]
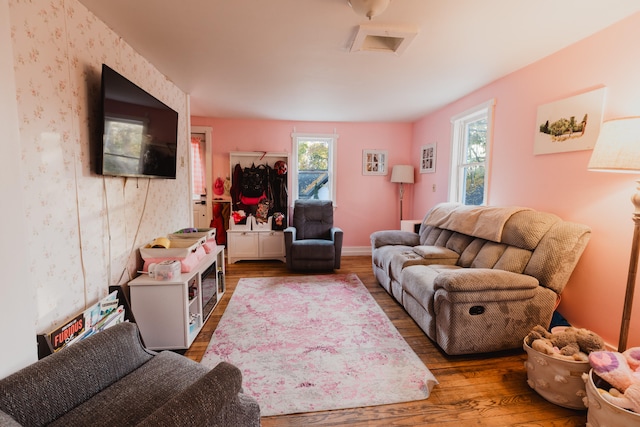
[0, 322, 260, 426]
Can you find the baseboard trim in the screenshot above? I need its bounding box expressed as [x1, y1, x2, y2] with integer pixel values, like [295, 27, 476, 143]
[342, 246, 371, 256]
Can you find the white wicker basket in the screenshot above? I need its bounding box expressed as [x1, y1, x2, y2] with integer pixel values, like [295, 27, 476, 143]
[139, 236, 205, 260]
[585, 369, 640, 426]
[523, 340, 590, 410]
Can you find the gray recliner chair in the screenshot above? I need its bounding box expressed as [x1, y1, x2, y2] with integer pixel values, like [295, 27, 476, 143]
[284, 199, 343, 271]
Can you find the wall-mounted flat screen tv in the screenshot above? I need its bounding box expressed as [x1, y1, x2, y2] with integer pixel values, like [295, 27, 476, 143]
[98, 64, 178, 179]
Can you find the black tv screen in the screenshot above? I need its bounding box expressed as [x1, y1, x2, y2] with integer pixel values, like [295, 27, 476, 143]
[99, 64, 178, 179]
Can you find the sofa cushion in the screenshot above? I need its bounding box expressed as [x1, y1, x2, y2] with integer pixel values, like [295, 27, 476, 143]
[370, 230, 420, 249]
[419, 225, 439, 246]
[401, 264, 450, 339]
[469, 241, 507, 268]
[443, 232, 475, 255]
[371, 244, 414, 272]
[402, 264, 458, 308]
[290, 239, 335, 260]
[292, 199, 334, 240]
[49, 351, 209, 427]
[458, 238, 487, 267]
[389, 247, 458, 285]
[501, 210, 559, 250]
[412, 245, 460, 262]
[493, 246, 532, 273]
[524, 221, 592, 294]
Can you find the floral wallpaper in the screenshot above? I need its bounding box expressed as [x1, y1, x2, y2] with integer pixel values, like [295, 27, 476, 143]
[8, 0, 191, 333]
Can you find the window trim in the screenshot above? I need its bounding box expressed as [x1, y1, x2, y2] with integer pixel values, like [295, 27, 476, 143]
[291, 132, 338, 207]
[449, 99, 495, 205]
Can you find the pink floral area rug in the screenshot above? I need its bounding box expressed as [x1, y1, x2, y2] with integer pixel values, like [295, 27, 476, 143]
[200, 273, 438, 416]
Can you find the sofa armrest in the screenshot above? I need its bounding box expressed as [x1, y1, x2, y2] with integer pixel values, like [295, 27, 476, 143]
[284, 227, 296, 269]
[331, 227, 343, 241]
[332, 227, 344, 269]
[370, 230, 420, 249]
[434, 268, 539, 293]
[284, 226, 296, 242]
[138, 362, 258, 427]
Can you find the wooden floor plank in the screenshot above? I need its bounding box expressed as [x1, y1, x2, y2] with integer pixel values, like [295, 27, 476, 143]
[183, 256, 587, 426]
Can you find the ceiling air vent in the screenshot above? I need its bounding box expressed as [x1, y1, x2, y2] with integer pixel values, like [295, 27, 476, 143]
[350, 24, 419, 55]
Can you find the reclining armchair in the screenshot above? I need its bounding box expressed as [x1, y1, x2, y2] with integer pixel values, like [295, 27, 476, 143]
[284, 199, 343, 271]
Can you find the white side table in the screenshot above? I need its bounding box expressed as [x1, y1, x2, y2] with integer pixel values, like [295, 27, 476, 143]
[401, 219, 422, 233]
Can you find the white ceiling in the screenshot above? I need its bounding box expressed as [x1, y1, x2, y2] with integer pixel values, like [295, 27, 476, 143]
[78, 0, 640, 123]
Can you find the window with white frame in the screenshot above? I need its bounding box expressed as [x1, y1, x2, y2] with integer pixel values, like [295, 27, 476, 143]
[449, 99, 495, 205]
[291, 133, 338, 205]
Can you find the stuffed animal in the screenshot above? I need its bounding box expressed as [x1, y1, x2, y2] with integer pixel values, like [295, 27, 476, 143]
[588, 348, 640, 413]
[626, 347, 640, 371]
[525, 325, 606, 362]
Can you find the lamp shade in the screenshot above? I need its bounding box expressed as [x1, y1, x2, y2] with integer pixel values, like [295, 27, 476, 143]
[391, 165, 414, 184]
[588, 117, 640, 173]
[348, 0, 390, 20]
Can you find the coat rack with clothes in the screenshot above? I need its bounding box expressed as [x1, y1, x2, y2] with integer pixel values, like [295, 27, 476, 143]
[227, 152, 289, 263]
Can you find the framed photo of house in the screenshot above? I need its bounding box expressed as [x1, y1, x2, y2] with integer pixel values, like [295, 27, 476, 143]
[534, 87, 606, 155]
[362, 150, 388, 175]
[420, 143, 436, 173]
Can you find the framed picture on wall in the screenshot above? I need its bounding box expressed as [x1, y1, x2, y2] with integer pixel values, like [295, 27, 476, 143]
[534, 87, 606, 155]
[420, 143, 436, 173]
[362, 150, 388, 175]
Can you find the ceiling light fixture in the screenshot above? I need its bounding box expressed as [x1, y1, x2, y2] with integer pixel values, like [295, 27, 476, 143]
[348, 0, 391, 20]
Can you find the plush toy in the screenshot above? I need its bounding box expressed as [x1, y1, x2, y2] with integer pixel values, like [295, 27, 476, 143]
[525, 325, 606, 362]
[588, 348, 640, 413]
[626, 347, 640, 371]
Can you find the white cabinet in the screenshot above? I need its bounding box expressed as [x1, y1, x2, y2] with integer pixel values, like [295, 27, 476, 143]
[129, 247, 225, 350]
[401, 219, 422, 233]
[227, 230, 285, 264]
[259, 230, 286, 259]
[226, 231, 258, 261]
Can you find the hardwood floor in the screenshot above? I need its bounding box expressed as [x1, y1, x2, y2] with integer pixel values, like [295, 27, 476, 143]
[184, 256, 587, 426]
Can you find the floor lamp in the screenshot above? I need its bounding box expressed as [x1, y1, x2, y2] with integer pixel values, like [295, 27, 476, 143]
[391, 165, 414, 220]
[588, 116, 640, 351]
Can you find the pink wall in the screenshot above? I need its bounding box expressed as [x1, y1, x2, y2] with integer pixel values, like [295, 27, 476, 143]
[189, 117, 414, 248]
[412, 12, 640, 348]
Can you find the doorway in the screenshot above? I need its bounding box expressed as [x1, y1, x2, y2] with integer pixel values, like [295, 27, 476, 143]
[190, 126, 212, 228]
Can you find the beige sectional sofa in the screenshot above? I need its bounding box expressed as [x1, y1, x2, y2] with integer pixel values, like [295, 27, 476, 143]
[371, 202, 591, 355]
